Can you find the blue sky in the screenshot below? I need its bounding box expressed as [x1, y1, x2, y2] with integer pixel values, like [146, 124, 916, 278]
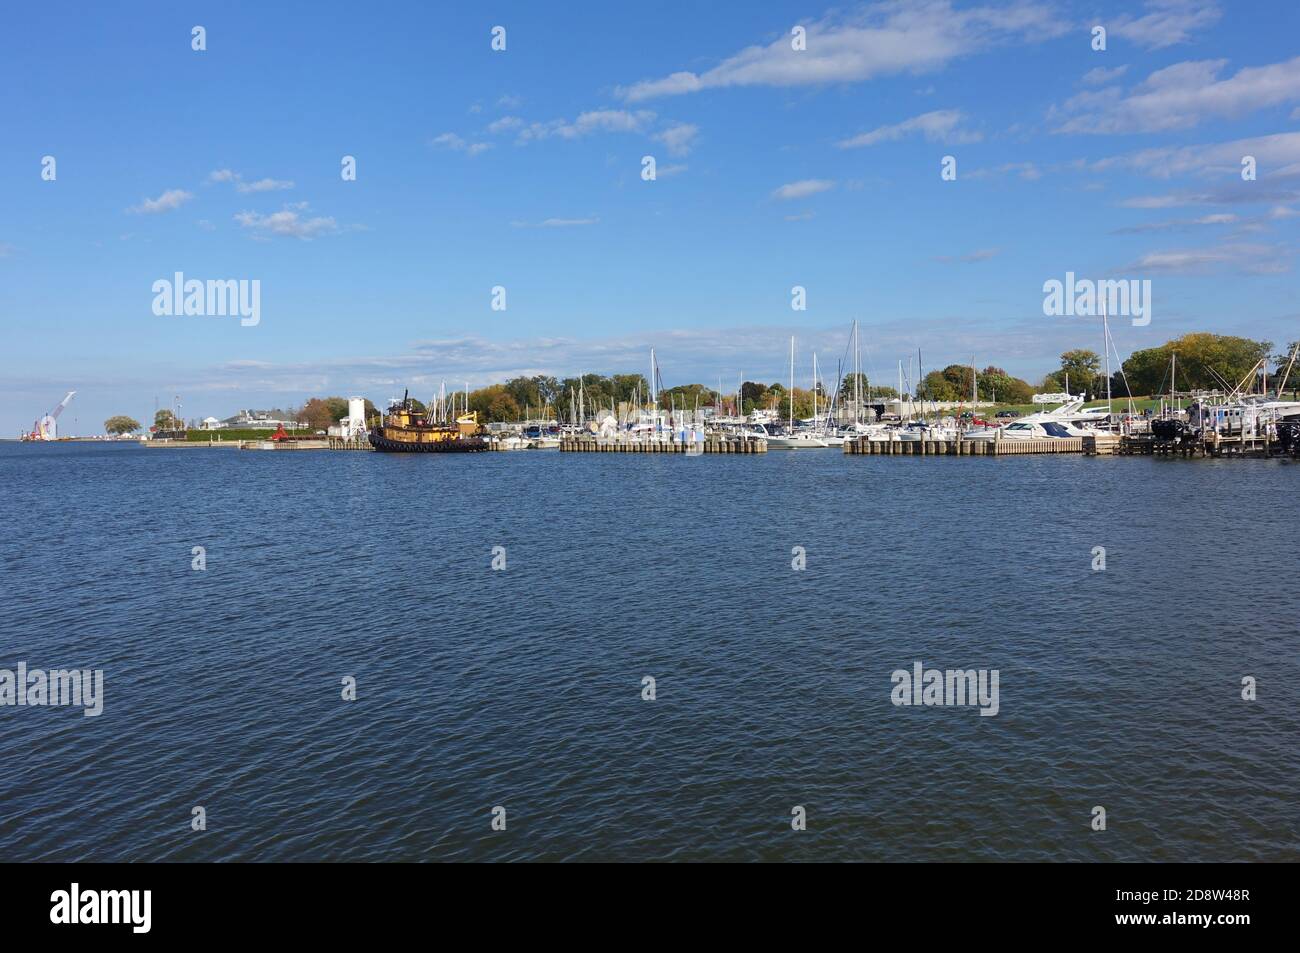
[2, 0, 1300, 432]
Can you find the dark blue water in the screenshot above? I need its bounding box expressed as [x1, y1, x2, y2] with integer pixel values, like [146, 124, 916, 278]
[1, 441, 1296, 861]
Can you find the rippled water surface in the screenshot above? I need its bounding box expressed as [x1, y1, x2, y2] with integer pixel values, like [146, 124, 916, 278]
[1, 441, 1297, 861]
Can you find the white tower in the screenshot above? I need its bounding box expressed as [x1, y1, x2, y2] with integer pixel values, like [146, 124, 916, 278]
[347, 396, 366, 438]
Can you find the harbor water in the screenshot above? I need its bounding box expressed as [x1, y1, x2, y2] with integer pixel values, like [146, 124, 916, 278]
[1, 441, 1296, 861]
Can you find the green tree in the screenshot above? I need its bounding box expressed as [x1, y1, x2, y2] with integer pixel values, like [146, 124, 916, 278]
[739, 381, 769, 414]
[922, 370, 959, 401]
[1121, 333, 1272, 395]
[976, 367, 1033, 403]
[610, 374, 649, 405]
[936, 364, 977, 400]
[154, 409, 178, 430]
[1273, 342, 1300, 396]
[323, 397, 350, 422]
[104, 415, 141, 435]
[840, 372, 870, 399]
[488, 392, 521, 421]
[659, 383, 715, 411]
[1043, 349, 1103, 396]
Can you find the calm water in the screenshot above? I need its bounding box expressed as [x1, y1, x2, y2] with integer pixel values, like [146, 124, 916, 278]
[1, 441, 1296, 862]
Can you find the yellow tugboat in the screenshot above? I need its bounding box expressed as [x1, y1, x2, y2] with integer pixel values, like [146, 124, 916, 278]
[368, 391, 488, 452]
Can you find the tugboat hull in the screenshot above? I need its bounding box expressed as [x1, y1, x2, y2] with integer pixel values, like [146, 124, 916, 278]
[368, 431, 488, 452]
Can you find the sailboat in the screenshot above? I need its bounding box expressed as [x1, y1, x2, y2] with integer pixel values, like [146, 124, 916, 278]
[766, 336, 830, 448]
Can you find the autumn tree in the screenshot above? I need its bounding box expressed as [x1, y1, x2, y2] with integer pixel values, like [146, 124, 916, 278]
[104, 415, 141, 435]
[297, 398, 335, 431]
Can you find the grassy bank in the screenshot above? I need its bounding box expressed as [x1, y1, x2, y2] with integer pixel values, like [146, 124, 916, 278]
[967, 396, 1162, 417]
[185, 428, 317, 442]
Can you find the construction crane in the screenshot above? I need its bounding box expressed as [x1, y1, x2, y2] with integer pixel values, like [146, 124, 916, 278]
[21, 391, 76, 441]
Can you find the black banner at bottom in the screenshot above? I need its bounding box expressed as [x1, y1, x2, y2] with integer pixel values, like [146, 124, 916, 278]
[3, 862, 1280, 940]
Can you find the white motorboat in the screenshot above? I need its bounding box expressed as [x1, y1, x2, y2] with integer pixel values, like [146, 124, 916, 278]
[766, 429, 830, 449]
[963, 399, 1112, 440]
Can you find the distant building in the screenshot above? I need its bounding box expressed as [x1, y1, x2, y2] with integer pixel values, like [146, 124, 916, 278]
[217, 409, 300, 430]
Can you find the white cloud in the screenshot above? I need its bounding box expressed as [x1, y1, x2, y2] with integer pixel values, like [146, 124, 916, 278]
[234, 204, 340, 240]
[497, 93, 523, 109]
[617, 1, 1067, 102]
[655, 122, 699, 156]
[484, 109, 695, 155]
[129, 189, 193, 214]
[1124, 241, 1289, 275]
[511, 217, 600, 228]
[236, 177, 294, 193]
[1053, 56, 1300, 134]
[515, 109, 656, 144]
[838, 109, 979, 147]
[1111, 213, 1239, 234]
[1095, 131, 1300, 179]
[431, 132, 493, 156]
[209, 169, 295, 192]
[772, 179, 836, 200]
[1108, 0, 1222, 50]
[967, 161, 1041, 181]
[1081, 65, 1129, 86]
[934, 247, 1000, 263]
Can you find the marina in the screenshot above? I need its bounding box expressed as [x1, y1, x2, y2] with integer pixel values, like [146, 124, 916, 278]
[8, 0, 1300, 899]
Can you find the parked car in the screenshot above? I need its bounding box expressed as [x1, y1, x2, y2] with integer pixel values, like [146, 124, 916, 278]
[995, 410, 1020, 419]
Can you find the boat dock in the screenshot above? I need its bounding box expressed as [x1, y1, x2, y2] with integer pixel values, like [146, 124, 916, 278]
[560, 435, 766, 453]
[843, 434, 1121, 456]
[1119, 431, 1279, 457]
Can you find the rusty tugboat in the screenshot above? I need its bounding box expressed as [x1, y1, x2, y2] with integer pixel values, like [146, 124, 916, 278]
[368, 390, 489, 452]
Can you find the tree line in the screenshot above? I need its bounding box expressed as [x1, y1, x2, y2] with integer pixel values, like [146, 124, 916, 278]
[1040, 334, 1283, 400]
[104, 333, 1295, 433]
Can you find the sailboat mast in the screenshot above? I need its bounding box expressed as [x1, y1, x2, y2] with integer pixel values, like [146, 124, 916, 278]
[1102, 297, 1113, 421]
[898, 360, 904, 420]
[854, 319, 861, 426]
[789, 336, 795, 431]
[649, 348, 657, 411]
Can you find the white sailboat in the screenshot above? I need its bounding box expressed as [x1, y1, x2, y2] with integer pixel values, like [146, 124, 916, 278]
[767, 336, 829, 448]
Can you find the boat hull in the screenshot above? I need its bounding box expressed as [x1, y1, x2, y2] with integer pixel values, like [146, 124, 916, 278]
[368, 431, 488, 452]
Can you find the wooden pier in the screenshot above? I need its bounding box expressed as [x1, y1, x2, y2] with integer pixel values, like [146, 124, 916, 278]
[843, 435, 1119, 456]
[327, 436, 374, 450]
[1120, 431, 1283, 458]
[560, 436, 766, 453]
